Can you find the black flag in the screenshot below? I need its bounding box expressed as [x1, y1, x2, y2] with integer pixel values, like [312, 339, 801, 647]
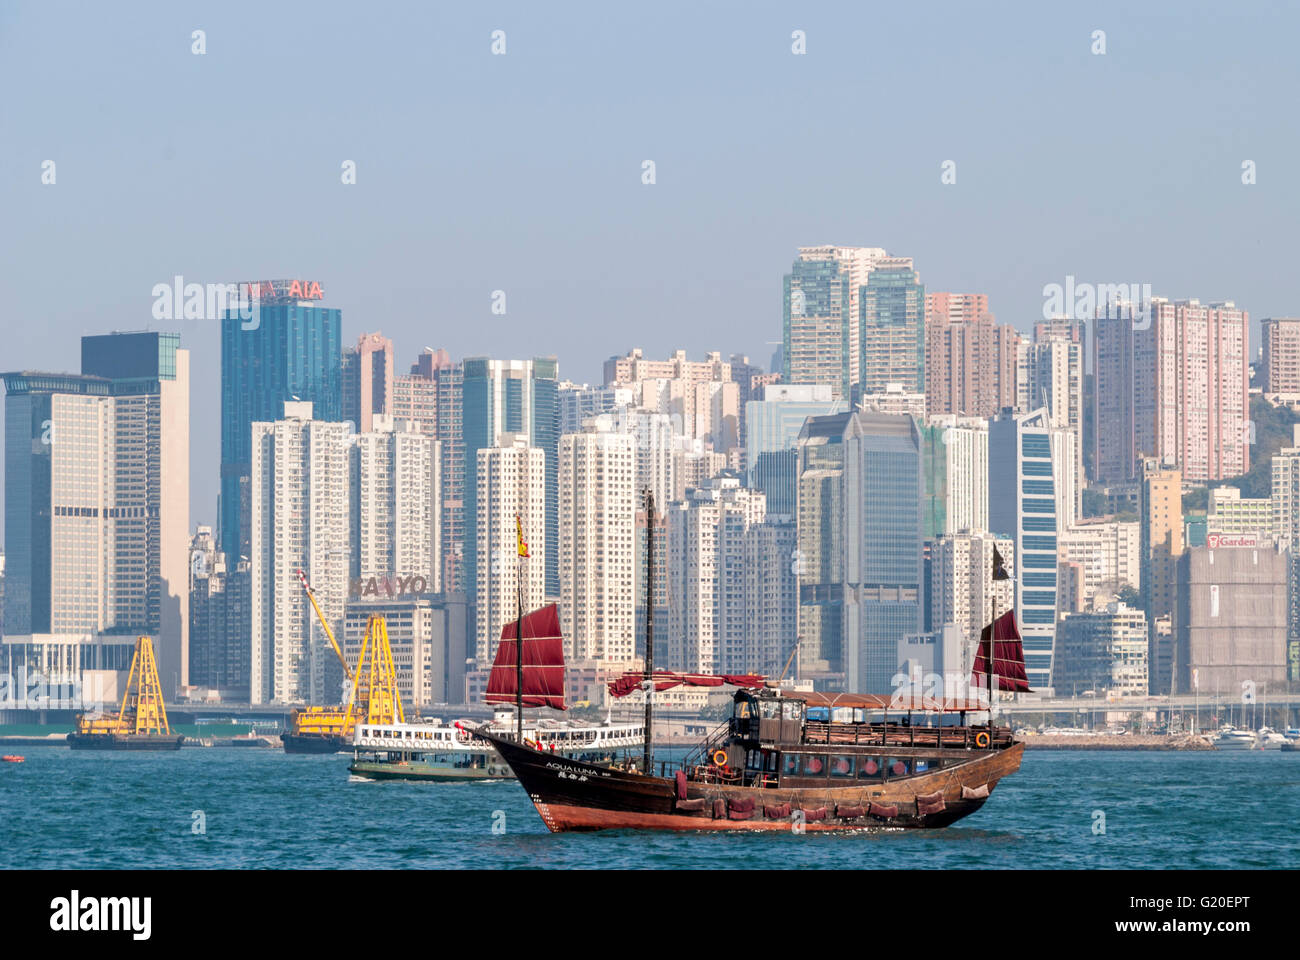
[992, 545, 1010, 581]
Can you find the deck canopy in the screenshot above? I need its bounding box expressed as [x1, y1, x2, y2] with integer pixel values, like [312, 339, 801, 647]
[608, 671, 766, 699]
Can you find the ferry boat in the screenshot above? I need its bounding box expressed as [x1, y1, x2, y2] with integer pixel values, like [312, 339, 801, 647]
[479, 493, 1028, 833]
[349, 601, 645, 781]
[349, 709, 644, 782]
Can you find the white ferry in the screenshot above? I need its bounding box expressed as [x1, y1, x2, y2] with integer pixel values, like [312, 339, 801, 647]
[349, 708, 646, 781]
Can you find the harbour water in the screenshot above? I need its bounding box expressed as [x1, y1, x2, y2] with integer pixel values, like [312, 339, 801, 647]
[3, 747, 1296, 869]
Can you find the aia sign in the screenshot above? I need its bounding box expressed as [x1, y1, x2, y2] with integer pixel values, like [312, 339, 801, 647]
[244, 279, 324, 301]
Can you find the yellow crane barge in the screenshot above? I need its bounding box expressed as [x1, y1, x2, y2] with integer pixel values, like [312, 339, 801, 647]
[281, 569, 404, 754]
[68, 636, 185, 750]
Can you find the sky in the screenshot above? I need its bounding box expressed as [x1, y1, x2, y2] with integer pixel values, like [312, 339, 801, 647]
[2, 1, 1298, 534]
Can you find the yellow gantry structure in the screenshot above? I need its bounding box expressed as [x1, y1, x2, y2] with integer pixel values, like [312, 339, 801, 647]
[289, 570, 404, 739]
[75, 636, 172, 736]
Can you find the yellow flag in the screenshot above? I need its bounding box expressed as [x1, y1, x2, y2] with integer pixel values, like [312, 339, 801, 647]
[515, 515, 530, 557]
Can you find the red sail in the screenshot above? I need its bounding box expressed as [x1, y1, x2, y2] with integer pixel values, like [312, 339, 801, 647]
[971, 609, 1032, 693]
[486, 603, 567, 710]
[607, 671, 766, 699]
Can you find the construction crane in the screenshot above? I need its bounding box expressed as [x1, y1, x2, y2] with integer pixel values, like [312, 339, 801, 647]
[283, 571, 404, 752]
[299, 568, 353, 683]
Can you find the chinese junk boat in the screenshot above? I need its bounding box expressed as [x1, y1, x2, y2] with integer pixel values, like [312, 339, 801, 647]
[476, 492, 1029, 833]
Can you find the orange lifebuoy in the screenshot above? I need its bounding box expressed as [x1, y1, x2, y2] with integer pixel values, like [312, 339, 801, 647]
[711, 749, 728, 767]
[975, 731, 990, 748]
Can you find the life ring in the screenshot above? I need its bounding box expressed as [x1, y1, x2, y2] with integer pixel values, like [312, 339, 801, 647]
[975, 731, 990, 748]
[711, 749, 728, 767]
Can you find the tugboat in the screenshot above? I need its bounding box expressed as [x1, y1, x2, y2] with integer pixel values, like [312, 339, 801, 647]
[67, 636, 185, 750]
[477, 493, 1028, 833]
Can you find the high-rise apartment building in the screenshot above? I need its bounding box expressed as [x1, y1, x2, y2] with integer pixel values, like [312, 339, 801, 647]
[188, 525, 250, 699]
[353, 416, 441, 592]
[1260, 317, 1300, 396]
[249, 401, 353, 705]
[221, 283, 342, 558]
[665, 477, 768, 675]
[1271, 429, 1300, 679]
[859, 259, 925, 399]
[559, 423, 636, 663]
[475, 436, 546, 663]
[394, 349, 465, 594]
[1094, 298, 1249, 483]
[925, 293, 1019, 418]
[1056, 519, 1141, 603]
[928, 533, 1016, 681]
[461, 357, 559, 602]
[341, 332, 394, 434]
[784, 248, 889, 401]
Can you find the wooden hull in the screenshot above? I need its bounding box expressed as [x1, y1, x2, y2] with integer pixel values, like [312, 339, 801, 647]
[480, 731, 1024, 833]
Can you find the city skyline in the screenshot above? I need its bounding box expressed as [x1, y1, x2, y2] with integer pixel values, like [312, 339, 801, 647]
[6, 2, 1300, 534]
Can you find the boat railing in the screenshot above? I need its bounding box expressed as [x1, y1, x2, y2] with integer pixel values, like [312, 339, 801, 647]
[801, 721, 1013, 750]
[680, 720, 733, 770]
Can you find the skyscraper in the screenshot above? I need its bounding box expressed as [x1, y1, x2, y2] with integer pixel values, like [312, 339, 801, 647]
[924, 293, 1019, 418]
[475, 436, 546, 663]
[859, 258, 925, 400]
[989, 408, 1061, 691]
[665, 477, 767, 675]
[3, 332, 191, 693]
[220, 282, 342, 559]
[919, 415, 989, 538]
[744, 384, 845, 516]
[784, 249, 884, 401]
[461, 357, 559, 605]
[1094, 298, 1249, 483]
[249, 401, 353, 705]
[558, 423, 636, 662]
[188, 525, 250, 699]
[928, 533, 1016, 680]
[795, 412, 851, 688]
[341, 332, 394, 434]
[842, 412, 924, 694]
[1260, 317, 1300, 396]
[1140, 457, 1183, 694]
[353, 416, 441, 592]
[395, 348, 464, 594]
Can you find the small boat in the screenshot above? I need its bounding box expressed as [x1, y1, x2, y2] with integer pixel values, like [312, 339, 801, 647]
[1211, 726, 1257, 751]
[2, 755, 24, 763]
[1257, 728, 1288, 751]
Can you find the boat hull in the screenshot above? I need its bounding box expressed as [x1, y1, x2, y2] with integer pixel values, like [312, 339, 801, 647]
[349, 758, 514, 781]
[480, 731, 1023, 833]
[67, 733, 185, 751]
[281, 732, 350, 754]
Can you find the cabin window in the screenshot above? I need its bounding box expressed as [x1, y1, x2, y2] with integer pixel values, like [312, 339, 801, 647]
[760, 701, 780, 720]
[857, 757, 883, 781]
[734, 700, 751, 719]
[829, 755, 854, 778]
[885, 757, 910, 779]
[801, 754, 826, 777]
[782, 702, 803, 722]
[782, 754, 799, 776]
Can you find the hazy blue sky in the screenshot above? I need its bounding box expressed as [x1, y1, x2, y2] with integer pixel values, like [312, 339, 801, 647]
[3, 1, 1298, 532]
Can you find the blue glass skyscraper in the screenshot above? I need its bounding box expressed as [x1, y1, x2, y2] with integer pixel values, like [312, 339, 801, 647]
[220, 292, 342, 558]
